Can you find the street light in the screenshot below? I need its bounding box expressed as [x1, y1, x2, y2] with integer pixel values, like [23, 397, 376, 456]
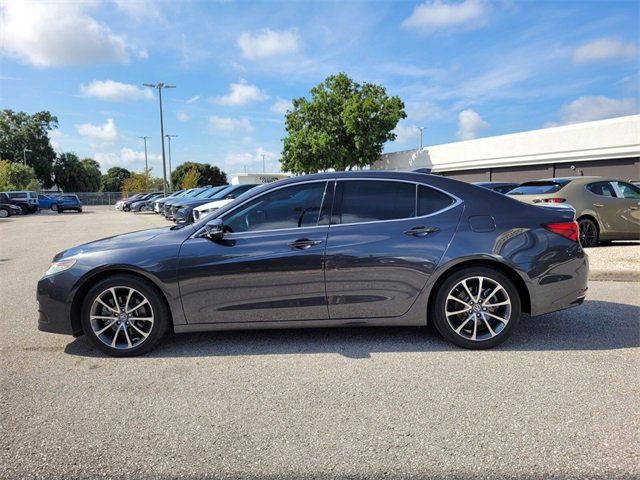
[143, 82, 176, 196]
[261, 153, 266, 173]
[23, 148, 32, 165]
[164, 134, 178, 191]
[417, 126, 425, 150]
[138, 136, 151, 191]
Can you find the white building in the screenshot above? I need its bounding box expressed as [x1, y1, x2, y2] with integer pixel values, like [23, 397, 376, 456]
[230, 173, 290, 185]
[373, 115, 640, 182]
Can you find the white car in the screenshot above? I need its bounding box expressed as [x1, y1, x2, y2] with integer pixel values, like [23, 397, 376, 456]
[192, 198, 235, 222]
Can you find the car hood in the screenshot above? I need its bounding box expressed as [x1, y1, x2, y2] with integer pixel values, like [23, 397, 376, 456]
[195, 198, 233, 212]
[53, 226, 192, 260]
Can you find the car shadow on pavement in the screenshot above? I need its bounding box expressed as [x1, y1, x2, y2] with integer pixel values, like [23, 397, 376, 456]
[64, 299, 640, 359]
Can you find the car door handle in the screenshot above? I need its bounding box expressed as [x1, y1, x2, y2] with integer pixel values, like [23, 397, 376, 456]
[404, 226, 440, 237]
[593, 203, 604, 208]
[288, 239, 323, 250]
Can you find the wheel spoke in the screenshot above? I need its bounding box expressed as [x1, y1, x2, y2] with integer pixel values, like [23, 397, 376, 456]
[471, 317, 478, 341]
[482, 285, 503, 306]
[95, 319, 118, 335]
[123, 326, 133, 348]
[476, 277, 483, 302]
[124, 288, 134, 312]
[129, 323, 149, 338]
[484, 311, 509, 324]
[111, 324, 121, 347]
[454, 316, 473, 334]
[461, 280, 474, 302]
[484, 300, 510, 307]
[446, 306, 471, 316]
[447, 295, 470, 307]
[91, 315, 116, 320]
[131, 316, 153, 322]
[481, 314, 496, 337]
[127, 298, 148, 314]
[97, 298, 118, 313]
[109, 288, 120, 310]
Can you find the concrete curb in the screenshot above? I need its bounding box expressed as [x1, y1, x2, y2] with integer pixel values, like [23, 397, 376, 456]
[589, 270, 640, 282]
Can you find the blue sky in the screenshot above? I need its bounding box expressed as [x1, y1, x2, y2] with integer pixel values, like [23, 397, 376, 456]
[1, 0, 638, 175]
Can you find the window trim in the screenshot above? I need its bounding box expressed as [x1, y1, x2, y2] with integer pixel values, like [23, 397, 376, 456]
[329, 178, 460, 228]
[192, 177, 461, 238]
[585, 181, 618, 198]
[613, 181, 640, 199]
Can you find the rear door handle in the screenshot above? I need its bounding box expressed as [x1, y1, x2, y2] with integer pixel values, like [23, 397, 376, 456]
[288, 238, 322, 250]
[593, 203, 604, 208]
[404, 226, 440, 237]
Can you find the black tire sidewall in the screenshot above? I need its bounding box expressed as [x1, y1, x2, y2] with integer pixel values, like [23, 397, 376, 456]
[431, 266, 522, 349]
[578, 218, 599, 248]
[80, 274, 169, 357]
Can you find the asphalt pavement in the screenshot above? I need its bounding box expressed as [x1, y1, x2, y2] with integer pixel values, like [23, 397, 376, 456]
[1, 207, 639, 479]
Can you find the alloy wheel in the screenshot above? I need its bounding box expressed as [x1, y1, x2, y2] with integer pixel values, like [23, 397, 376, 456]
[89, 286, 154, 350]
[578, 219, 598, 247]
[444, 276, 512, 342]
[0, 209, 8, 218]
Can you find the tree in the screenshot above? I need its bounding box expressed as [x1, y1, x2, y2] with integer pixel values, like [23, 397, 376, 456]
[0, 110, 58, 187]
[171, 162, 226, 189]
[101, 167, 131, 191]
[181, 167, 201, 189]
[281, 73, 406, 173]
[121, 167, 163, 193]
[53, 153, 102, 192]
[0, 160, 38, 190]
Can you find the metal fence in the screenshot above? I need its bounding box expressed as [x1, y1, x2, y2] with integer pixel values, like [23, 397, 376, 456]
[43, 192, 125, 206]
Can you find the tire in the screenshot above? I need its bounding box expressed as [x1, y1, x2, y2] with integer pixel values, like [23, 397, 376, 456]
[50, 204, 58, 211]
[430, 266, 521, 349]
[81, 274, 170, 357]
[19, 204, 29, 215]
[0, 208, 9, 218]
[57, 206, 63, 214]
[578, 217, 599, 248]
[77, 208, 82, 213]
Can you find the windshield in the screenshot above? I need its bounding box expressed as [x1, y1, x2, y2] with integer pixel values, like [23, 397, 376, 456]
[509, 181, 568, 195]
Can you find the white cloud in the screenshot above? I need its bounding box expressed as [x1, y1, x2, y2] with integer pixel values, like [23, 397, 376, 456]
[402, 0, 488, 34]
[457, 109, 489, 140]
[270, 97, 293, 114]
[80, 80, 154, 101]
[573, 37, 638, 65]
[392, 123, 421, 146]
[176, 112, 190, 122]
[76, 118, 120, 143]
[224, 147, 279, 172]
[237, 28, 301, 60]
[0, 1, 129, 67]
[213, 79, 269, 106]
[95, 147, 162, 171]
[209, 116, 255, 133]
[554, 96, 638, 125]
[186, 95, 200, 104]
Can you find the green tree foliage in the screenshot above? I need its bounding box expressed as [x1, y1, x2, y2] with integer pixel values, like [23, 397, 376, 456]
[0, 110, 58, 187]
[53, 153, 102, 192]
[101, 167, 131, 192]
[0, 159, 38, 190]
[180, 167, 201, 189]
[121, 167, 163, 193]
[171, 162, 226, 189]
[281, 73, 406, 173]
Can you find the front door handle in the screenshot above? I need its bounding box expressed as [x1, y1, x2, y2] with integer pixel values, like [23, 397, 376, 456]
[593, 203, 604, 208]
[404, 226, 440, 237]
[288, 238, 322, 250]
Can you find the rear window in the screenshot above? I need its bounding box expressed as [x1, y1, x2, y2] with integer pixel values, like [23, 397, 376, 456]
[418, 185, 454, 216]
[509, 181, 567, 195]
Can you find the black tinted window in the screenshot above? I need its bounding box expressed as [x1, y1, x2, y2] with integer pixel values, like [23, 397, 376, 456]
[587, 182, 617, 197]
[338, 181, 415, 224]
[418, 185, 454, 215]
[615, 182, 640, 199]
[509, 181, 566, 195]
[224, 182, 327, 233]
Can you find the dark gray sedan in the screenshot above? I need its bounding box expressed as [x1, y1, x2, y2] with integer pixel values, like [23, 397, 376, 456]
[37, 171, 588, 356]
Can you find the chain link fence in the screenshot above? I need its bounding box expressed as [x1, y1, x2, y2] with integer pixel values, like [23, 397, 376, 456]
[43, 192, 126, 206]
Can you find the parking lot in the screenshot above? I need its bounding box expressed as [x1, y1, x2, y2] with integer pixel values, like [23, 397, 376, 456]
[1, 206, 639, 479]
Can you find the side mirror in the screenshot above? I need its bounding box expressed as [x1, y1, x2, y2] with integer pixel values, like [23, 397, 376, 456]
[204, 218, 224, 240]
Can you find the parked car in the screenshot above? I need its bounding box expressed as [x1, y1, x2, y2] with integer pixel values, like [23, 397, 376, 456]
[172, 184, 258, 224]
[115, 194, 143, 211]
[55, 194, 83, 213]
[38, 194, 60, 211]
[3, 190, 39, 214]
[192, 198, 237, 222]
[0, 192, 23, 218]
[122, 192, 163, 212]
[37, 171, 588, 356]
[474, 182, 519, 194]
[129, 193, 164, 212]
[151, 190, 184, 213]
[162, 187, 211, 217]
[508, 176, 640, 247]
[163, 186, 218, 219]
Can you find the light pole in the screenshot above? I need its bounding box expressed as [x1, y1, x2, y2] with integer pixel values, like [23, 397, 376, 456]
[164, 134, 178, 191]
[143, 82, 176, 196]
[138, 136, 151, 189]
[23, 148, 32, 165]
[417, 126, 425, 150]
[261, 153, 266, 173]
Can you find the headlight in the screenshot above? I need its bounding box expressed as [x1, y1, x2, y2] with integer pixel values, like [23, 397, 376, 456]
[44, 259, 76, 277]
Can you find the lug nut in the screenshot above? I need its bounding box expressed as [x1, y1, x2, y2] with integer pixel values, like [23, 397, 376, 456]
[483, 307, 487, 311]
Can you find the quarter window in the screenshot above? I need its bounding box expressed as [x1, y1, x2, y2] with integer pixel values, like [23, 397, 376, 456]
[223, 182, 327, 233]
[615, 182, 640, 199]
[587, 182, 617, 197]
[418, 185, 454, 216]
[337, 181, 415, 224]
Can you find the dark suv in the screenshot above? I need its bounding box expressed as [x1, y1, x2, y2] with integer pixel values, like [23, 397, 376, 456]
[56, 195, 83, 213]
[4, 191, 39, 214]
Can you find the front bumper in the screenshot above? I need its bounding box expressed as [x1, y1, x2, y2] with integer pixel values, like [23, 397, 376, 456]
[37, 273, 79, 336]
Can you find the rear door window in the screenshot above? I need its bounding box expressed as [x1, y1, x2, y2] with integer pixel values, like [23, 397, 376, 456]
[615, 182, 640, 199]
[418, 185, 454, 216]
[509, 181, 567, 195]
[586, 181, 618, 197]
[335, 180, 416, 224]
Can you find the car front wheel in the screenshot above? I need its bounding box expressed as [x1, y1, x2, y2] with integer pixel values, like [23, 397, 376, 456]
[81, 274, 169, 357]
[431, 267, 521, 349]
[0, 208, 9, 218]
[50, 204, 58, 211]
[578, 217, 599, 248]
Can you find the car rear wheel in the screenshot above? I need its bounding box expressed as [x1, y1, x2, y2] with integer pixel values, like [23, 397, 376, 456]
[81, 275, 169, 357]
[578, 218, 599, 248]
[50, 204, 58, 211]
[431, 267, 521, 349]
[0, 208, 9, 218]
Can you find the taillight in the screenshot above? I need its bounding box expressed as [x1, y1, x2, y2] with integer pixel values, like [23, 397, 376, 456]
[544, 221, 579, 242]
[534, 198, 566, 203]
